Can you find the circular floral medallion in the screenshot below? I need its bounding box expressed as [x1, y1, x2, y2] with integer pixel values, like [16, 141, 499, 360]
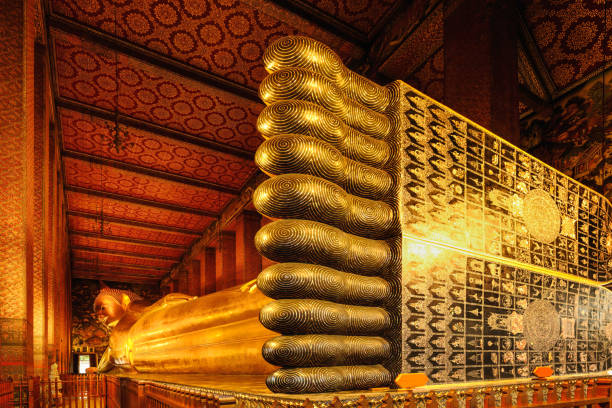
[523, 299, 560, 352]
[523, 189, 561, 243]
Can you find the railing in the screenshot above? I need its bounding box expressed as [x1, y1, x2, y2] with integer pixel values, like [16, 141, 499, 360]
[143, 383, 235, 408]
[407, 378, 612, 408]
[1, 374, 610, 408]
[0, 379, 14, 408]
[0, 375, 105, 408]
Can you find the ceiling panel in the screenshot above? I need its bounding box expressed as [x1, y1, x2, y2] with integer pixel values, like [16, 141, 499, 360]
[60, 108, 257, 189]
[377, 3, 443, 81]
[70, 234, 185, 258]
[300, 0, 398, 33]
[54, 31, 263, 151]
[64, 157, 235, 213]
[66, 190, 213, 231]
[50, 0, 362, 89]
[520, 0, 606, 88]
[68, 215, 199, 246]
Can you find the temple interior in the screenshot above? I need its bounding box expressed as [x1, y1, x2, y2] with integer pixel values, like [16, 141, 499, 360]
[0, 0, 611, 407]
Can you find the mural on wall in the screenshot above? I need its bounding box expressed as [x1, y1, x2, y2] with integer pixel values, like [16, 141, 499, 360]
[520, 70, 611, 200]
[71, 279, 160, 360]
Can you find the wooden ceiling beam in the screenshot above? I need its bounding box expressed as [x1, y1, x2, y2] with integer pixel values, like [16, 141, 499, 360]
[64, 185, 218, 217]
[71, 270, 162, 284]
[516, 7, 556, 99]
[56, 97, 254, 161]
[62, 149, 239, 195]
[47, 14, 260, 103]
[67, 211, 202, 236]
[71, 246, 179, 261]
[70, 231, 188, 249]
[266, 0, 368, 46]
[72, 259, 169, 271]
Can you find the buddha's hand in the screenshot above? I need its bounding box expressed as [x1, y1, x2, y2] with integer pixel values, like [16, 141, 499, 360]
[152, 293, 196, 309]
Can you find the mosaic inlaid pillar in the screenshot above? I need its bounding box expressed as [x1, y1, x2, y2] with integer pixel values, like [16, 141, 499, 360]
[0, 0, 36, 377]
[33, 43, 49, 378]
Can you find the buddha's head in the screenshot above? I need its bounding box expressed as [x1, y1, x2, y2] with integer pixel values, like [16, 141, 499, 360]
[93, 287, 142, 327]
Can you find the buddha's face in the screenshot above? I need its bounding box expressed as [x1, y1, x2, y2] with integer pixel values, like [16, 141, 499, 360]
[94, 296, 126, 326]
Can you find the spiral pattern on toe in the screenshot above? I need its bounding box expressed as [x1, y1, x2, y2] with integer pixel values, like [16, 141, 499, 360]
[260, 299, 390, 335]
[253, 174, 394, 238]
[262, 335, 390, 367]
[257, 101, 390, 168]
[256, 35, 401, 393]
[259, 69, 391, 140]
[263, 36, 391, 113]
[254, 220, 391, 275]
[257, 263, 390, 305]
[255, 135, 392, 200]
[265, 365, 392, 393]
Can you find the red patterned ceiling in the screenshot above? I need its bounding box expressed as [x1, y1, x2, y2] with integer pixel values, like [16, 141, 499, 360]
[50, 0, 362, 89]
[301, 0, 398, 33]
[64, 157, 235, 213]
[60, 108, 257, 188]
[68, 215, 199, 246]
[66, 191, 213, 232]
[520, 0, 606, 88]
[70, 235, 185, 259]
[54, 31, 263, 151]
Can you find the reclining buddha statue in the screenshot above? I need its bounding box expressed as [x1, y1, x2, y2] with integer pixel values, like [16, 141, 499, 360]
[94, 35, 612, 394]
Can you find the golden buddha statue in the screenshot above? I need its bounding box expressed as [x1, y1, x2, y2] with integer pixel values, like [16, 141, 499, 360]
[93, 282, 276, 375]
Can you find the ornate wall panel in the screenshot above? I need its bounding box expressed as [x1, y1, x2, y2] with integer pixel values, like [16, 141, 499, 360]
[402, 244, 612, 382]
[63, 157, 235, 212]
[398, 83, 612, 381]
[399, 88, 612, 283]
[60, 109, 257, 189]
[66, 191, 213, 231]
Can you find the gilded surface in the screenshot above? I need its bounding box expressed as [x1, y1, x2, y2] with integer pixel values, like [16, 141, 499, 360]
[257, 263, 391, 304]
[254, 34, 612, 393]
[255, 36, 400, 393]
[255, 133, 392, 199]
[522, 300, 560, 352]
[399, 88, 611, 282]
[522, 189, 561, 244]
[255, 220, 392, 276]
[94, 283, 278, 375]
[254, 174, 395, 238]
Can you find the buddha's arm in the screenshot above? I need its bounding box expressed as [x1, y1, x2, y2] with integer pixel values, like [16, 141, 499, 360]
[148, 293, 195, 310]
[97, 348, 113, 373]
